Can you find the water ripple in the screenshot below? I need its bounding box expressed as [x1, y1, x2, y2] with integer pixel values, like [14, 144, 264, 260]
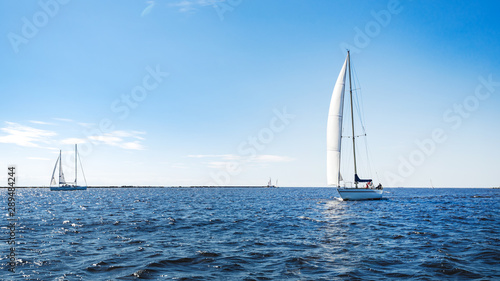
[0, 187, 498, 280]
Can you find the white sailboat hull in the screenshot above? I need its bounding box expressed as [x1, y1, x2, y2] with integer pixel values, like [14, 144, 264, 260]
[337, 188, 383, 200]
[50, 185, 87, 191]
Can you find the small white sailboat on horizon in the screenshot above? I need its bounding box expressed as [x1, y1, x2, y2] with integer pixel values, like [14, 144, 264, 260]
[50, 144, 87, 191]
[267, 178, 278, 188]
[327, 51, 383, 200]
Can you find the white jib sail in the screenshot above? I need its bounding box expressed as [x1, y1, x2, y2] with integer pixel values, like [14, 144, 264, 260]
[50, 155, 59, 186]
[326, 54, 348, 186]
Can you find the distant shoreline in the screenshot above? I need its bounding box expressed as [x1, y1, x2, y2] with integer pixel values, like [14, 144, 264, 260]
[0, 186, 498, 189]
[0, 186, 274, 189]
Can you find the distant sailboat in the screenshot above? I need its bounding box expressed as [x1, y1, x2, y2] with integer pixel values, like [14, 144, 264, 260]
[50, 144, 87, 191]
[267, 178, 277, 188]
[327, 51, 383, 200]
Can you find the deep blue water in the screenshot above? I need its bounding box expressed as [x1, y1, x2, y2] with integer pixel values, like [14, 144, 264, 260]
[1, 187, 499, 280]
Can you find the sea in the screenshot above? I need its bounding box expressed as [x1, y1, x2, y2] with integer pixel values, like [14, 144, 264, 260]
[1, 187, 499, 280]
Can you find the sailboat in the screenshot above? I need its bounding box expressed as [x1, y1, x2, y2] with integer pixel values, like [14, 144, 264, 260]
[50, 144, 87, 191]
[267, 178, 277, 188]
[327, 51, 383, 200]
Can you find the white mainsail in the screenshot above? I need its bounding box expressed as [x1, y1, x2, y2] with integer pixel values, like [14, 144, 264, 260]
[326, 54, 348, 186]
[58, 150, 66, 185]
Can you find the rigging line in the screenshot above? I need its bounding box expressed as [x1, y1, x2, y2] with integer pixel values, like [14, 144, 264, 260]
[78, 151, 88, 186]
[364, 136, 374, 180]
[359, 124, 378, 184]
[350, 68, 365, 179]
[351, 58, 376, 180]
[352, 63, 365, 125]
[353, 67, 378, 182]
[354, 87, 367, 135]
[351, 63, 367, 134]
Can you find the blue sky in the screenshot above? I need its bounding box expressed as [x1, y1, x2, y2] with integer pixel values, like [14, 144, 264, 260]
[1, 0, 499, 187]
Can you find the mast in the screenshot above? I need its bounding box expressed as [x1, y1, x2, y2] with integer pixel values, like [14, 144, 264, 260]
[59, 150, 62, 186]
[347, 50, 359, 188]
[75, 144, 78, 185]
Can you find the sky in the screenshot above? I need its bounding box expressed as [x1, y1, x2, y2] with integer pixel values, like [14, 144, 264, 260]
[1, 0, 499, 187]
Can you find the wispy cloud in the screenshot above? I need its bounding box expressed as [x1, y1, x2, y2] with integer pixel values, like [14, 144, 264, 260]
[78, 122, 95, 128]
[142, 0, 224, 15]
[141, 0, 156, 16]
[171, 0, 225, 12]
[0, 122, 57, 148]
[27, 157, 51, 161]
[206, 161, 229, 169]
[52, 117, 73, 122]
[119, 141, 144, 150]
[61, 138, 87, 145]
[60, 128, 146, 150]
[2, 119, 147, 151]
[188, 154, 240, 160]
[86, 130, 146, 150]
[29, 120, 53, 125]
[189, 154, 294, 169]
[110, 130, 146, 139]
[189, 154, 294, 162]
[253, 155, 294, 163]
[171, 162, 189, 169]
[169, 0, 197, 13]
